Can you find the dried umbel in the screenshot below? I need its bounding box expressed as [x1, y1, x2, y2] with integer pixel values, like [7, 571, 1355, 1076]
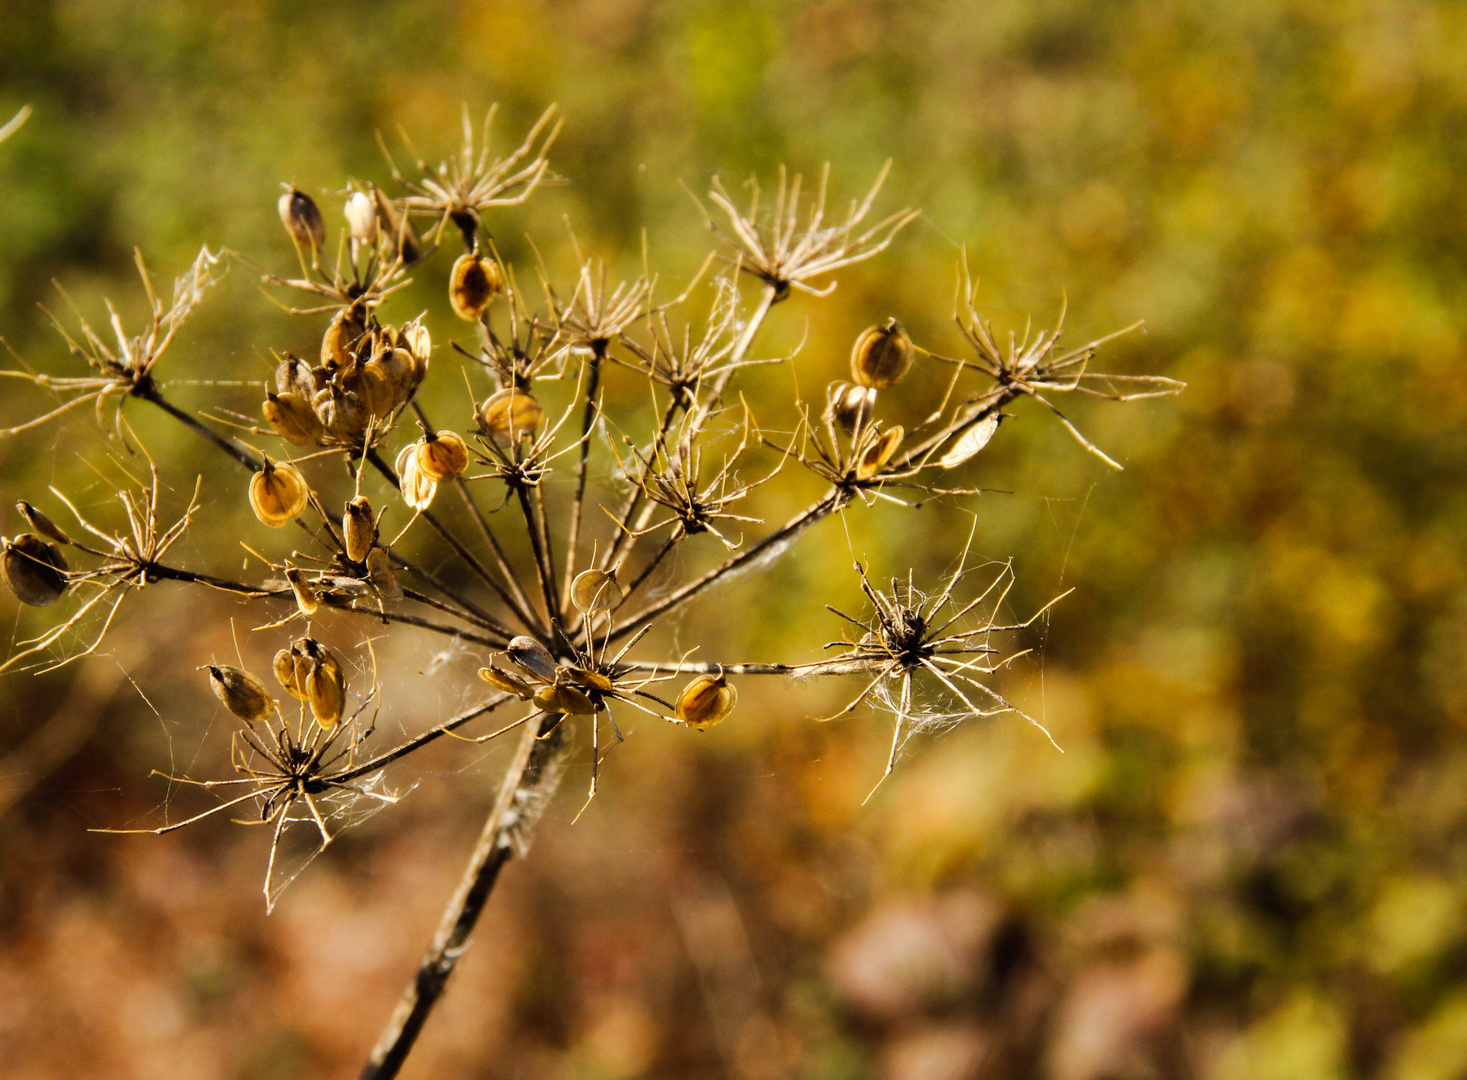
[278, 185, 326, 252]
[449, 252, 503, 320]
[208, 664, 275, 723]
[249, 460, 310, 527]
[2, 533, 68, 606]
[415, 430, 470, 482]
[851, 319, 913, 389]
[477, 387, 544, 446]
[676, 673, 736, 729]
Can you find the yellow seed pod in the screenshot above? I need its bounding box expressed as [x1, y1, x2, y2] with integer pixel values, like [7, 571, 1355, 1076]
[343, 363, 396, 422]
[342, 496, 376, 563]
[854, 426, 903, 481]
[826, 380, 877, 436]
[415, 431, 470, 482]
[477, 388, 544, 446]
[1, 533, 68, 607]
[570, 569, 623, 614]
[249, 459, 310, 527]
[274, 646, 308, 700]
[263, 392, 325, 447]
[506, 636, 558, 683]
[17, 501, 70, 546]
[366, 546, 402, 600]
[449, 253, 503, 320]
[278, 186, 325, 251]
[393, 443, 437, 511]
[299, 639, 346, 729]
[850, 320, 914, 390]
[534, 683, 598, 716]
[564, 666, 614, 694]
[321, 307, 367, 369]
[478, 663, 534, 701]
[343, 190, 379, 246]
[676, 674, 737, 730]
[366, 348, 416, 410]
[208, 664, 275, 723]
[285, 567, 319, 616]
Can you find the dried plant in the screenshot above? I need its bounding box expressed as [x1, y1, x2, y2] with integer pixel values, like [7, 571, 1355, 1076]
[0, 105, 1180, 1078]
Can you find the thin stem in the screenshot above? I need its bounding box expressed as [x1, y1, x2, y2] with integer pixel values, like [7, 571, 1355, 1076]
[619, 535, 677, 605]
[559, 349, 602, 612]
[513, 483, 557, 625]
[135, 382, 262, 470]
[601, 395, 682, 573]
[360, 710, 567, 1079]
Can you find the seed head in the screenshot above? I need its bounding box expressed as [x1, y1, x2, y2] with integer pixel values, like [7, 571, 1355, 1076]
[478, 663, 534, 700]
[854, 426, 903, 481]
[827, 381, 876, 436]
[506, 636, 558, 683]
[264, 392, 326, 446]
[393, 444, 437, 511]
[208, 664, 275, 723]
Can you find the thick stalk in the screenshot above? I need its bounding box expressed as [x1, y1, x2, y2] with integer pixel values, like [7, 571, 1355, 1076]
[360, 711, 568, 1079]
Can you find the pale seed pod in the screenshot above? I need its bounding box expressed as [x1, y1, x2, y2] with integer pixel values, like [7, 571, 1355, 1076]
[449, 253, 503, 320]
[264, 392, 326, 446]
[314, 385, 368, 442]
[285, 567, 319, 616]
[854, 426, 904, 481]
[399, 318, 432, 376]
[826, 381, 877, 436]
[275, 354, 316, 397]
[415, 431, 470, 482]
[366, 347, 416, 409]
[506, 636, 558, 683]
[477, 388, 544, 446]
[851, 319, 914, 390]
[274, 647, 307, 700]
[534, 683, 598, 716]
[341, 363, 395, 422]
[570, 569, 623, 614]
[342, 496, 376, 563]
[366, 546, 402, 600]
[17, 501, 70, 545]
[343, 190, 379, 246]
[208, 664, 275, 723]
[478, 663, 534, 700]
[249, 460, 310, 527]
[676, 673, 737, 730]
[321, 307, 367, 370]
[278, 186, 326, 251]
[937, 414, 1002, 469]
[1, 533, 68, 607]
[393, 443, 437, 511]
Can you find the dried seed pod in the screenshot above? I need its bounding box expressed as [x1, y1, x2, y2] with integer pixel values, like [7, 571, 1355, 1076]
[321, 307, 367, 369]
[478, 663, 534, 700]
[343, 190, 379, 246]
[366, 347, 416, 408]
[449, 253, 503, 320]
[415, 431, 470, 482]
[249, 460, 310, 527]
[278, 186, 326, 251]
[1, 534, 68, 607]
[16, 501, 70, 545]
[299, 639, 346, 729]
[534, 683, 598, 716]
[263, 392, 325, 447]
[314, 385, 368, 442]
[208, 664, 275, 723]
[937, 413, 1001, 469]
[826, 380, 877, 436]
[851, 320, 913, 390]
[564, 666, 614, 693]
[342, 496, 376, 563]
[477, 388, 544, 446]
[285, 567, 319, 616]
[398, 318, 432, 376]
[854, 426, 903, 481]
[274, 646, 307, 700]
[366, 546, 401, 600]
[274, 354, 317, 398]
[393, 443, 437, 511]
[676, 673, 737, 730]
[506, 636, 558, 684]
[570, 569, 623, 614]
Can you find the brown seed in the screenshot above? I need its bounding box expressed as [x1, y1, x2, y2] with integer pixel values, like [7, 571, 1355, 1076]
[415, 431, 470, 482]
[284, 567, 319, 616]
[851, 320, 914, 390]
[321, 307, 367, 370]
[826, 380, 877, 436]
[534, 683, 598, 716]
[570, 569, 622, 614]
[342, 496, 376, 563]
[274, 354, 317, 398]
[249, 460, 310, 527]
[478, 664, 534, 700]
[477, 388, 544, 446]
[274, 647, 307, 700]
[676, 674, 736, 729]
[854, 426, 903, 481]
[263, 392, 325, 447]
[314, 384, 368, 442]
[278, 186, 326, 251]
[16, 501, 70, 545]
[506, 636, 558, 683]
[393, 443, 437, 511]
[208, 664, 275, 723]
[1, 533, 68, 606]
[301, 639, 346, 729]
[449, 253, 503, 320]
[564, 665, 614, 693]
[366, 546, 401, 600]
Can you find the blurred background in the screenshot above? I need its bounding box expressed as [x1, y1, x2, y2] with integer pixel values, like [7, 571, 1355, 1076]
[2, 1, 1466, 1077]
